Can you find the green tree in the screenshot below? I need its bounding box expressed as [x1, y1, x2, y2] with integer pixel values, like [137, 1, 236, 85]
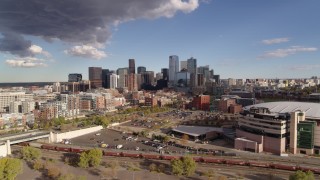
[21, 146, 42, 161]
[289, 170, 315, 180]
[170, 156, 196, 177]
[171, 159, 184, 176]
[32, 159, 43, 170]
[78, 149, 102, 168]
[0, 158, 23, 180]
[78, 152, 89, 168]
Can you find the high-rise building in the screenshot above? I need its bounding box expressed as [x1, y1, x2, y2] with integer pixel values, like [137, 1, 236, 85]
[187, 57, 197, 87]
[129, 59, 136, 74]
[141, 71, 155, 86]
[117, 68, 128, 88]
[161, 68, 169, 80]
[128, 59, 137, 91]
[109, 73, 118, 89]
[187, 57, 197, 74]
[180, 60, 187, 71]
[198, 65, 210, 82]
[137, 66, 146, 74]
[88, 67, 102, 88]
[102, 69, 110, 88]
[68, 73, 82, 82]
[127, 73, 137, 91]
[169, 55, 179, 83]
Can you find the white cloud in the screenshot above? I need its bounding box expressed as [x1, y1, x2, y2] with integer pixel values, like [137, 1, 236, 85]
[262, 38, 289, 45]
[28, 44, 51, 57]
[64, 45, 107, 59]
[5, 57, 48, 68]
[288, 64, 320, 71]
[258, 46, 317, 59]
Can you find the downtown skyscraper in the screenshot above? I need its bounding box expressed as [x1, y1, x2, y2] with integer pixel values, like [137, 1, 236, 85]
[169, 55, 179, 85]
[88, 67, 102, 88]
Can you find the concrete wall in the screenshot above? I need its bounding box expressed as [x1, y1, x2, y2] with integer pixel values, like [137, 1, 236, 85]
[236, 129, 285, 155]
[235, 138, 258, 152]
[0, 144, 8, 157]
[264, 136, 286, 155]
[50, 126, 103, 143]
[236, 129, 263, 144]
[0, 141, 11, 157]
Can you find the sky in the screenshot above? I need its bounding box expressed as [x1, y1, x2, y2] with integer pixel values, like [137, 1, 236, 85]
[0, 0, 319, 82]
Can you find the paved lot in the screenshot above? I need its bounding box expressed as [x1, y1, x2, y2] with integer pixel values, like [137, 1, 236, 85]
[69, 129, 186, 154]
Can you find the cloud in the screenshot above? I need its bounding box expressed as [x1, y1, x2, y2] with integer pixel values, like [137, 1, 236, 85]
[29, 45, 51, 57]
[5, 57, 48, 68]
[0, 0, 199, 57]
[262, 38, 289, 45]
[65, 45, 107, 59]
[258, 46, 317, 59]
[288, 64, 320, 71]
[0, 32, 32, 57]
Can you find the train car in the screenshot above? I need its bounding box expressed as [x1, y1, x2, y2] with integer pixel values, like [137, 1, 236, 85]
[141, 154, 161, 160]
[121, 152, 141, 158]
[203, 158, 225, 164]
[272, 163, 296, 171]
[29, 142, 43, 148]
[41, 144, 56, 150]
[161, 155, 177, 160]
[248, 161, 270, 168]
[55, 146, 71, 152]
[18, 142, 30, 146]
[225, 159, 247, 166]
[192, 156, 204, 162]
[70, 148, 86, 153]
[103, 151, 120, 157]
[310, 167, 320, 174]
[297, 166, 313, 172]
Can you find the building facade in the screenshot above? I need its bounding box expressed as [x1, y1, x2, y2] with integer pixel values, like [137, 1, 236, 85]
[169, 55, 179, 84]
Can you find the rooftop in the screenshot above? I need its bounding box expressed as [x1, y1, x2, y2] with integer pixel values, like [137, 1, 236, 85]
[244, 101, 320, 120]
[172, 125, 223, 137]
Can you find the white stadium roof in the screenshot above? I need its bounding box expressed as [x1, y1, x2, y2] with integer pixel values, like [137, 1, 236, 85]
[244, 101, 320, 120]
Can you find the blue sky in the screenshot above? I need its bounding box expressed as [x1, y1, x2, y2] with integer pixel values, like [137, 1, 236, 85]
[0, 0, 319, 82]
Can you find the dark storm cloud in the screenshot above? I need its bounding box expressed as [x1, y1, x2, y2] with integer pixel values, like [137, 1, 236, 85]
[0, 0, 199, 56]
[0, 32, 32, 57]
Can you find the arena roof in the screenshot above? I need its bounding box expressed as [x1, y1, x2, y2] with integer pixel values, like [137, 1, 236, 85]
[244, 101, 320, 120]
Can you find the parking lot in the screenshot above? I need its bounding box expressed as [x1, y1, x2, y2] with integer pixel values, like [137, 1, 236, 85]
[69, 129, 186, 154]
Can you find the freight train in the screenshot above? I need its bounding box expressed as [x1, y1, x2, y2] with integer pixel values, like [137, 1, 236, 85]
[18, 142, 320, 174]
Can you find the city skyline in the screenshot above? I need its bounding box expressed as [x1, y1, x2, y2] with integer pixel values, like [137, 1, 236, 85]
[0, 0, 320, 82]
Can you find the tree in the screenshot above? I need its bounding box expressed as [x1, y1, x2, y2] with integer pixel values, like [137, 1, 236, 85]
[163, 136, 170, 144]
[21, 146, 42, 161]
[46, 165, 61, 179]
[149, 163, 157, 172]
[32, 159, 43, 170]
[78, 149, 102, 168]
[0, 158, 23, 180]
[289, 170, 315, 180]
[58, 173, 76, 180]
[171, 156, 196, 177]
[171, 159, 184, 176]
[78, 152, 89, 168]
[202, 169, 215, 180]
[181, 134, 189, 145]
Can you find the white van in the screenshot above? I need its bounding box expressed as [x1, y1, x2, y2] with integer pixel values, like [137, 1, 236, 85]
[116, 144, 123, 149]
